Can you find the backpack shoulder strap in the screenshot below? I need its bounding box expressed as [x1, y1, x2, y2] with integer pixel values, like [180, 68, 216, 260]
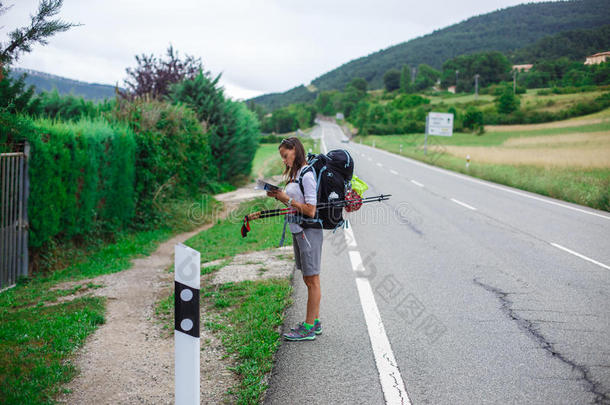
[298, 164, 314, 196]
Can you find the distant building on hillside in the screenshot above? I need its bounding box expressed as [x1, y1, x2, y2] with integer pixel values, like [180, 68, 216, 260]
[448, 85, 456, 94]
[512, 64, 533, 72]
[584, 51, 610, 65]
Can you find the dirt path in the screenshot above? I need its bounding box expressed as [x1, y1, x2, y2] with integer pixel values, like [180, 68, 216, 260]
[57, 183, 275, 404]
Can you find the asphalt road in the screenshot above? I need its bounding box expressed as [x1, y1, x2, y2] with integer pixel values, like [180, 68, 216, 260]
[264, 121, 610, 405]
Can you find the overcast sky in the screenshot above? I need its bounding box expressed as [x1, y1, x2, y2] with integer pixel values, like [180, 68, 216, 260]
[3, 0, 551, 100]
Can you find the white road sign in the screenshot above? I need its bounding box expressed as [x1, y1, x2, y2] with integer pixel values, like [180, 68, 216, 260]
[426, 112, 454, 136]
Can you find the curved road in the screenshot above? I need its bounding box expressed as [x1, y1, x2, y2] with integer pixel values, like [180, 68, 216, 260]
[264, 121, 610, 404]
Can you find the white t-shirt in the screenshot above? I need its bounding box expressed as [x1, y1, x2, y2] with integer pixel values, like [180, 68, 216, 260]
[284, 165, 317, 233]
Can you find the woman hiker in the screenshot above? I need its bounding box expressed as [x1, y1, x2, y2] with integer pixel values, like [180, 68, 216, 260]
[266, 137, 323, 341]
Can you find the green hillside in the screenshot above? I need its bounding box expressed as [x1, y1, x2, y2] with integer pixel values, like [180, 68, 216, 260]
[251, 0, 610, 110]
[512, 24, 610, 63]
[250, 85, 317, 112]
[9, 68, 118, 100]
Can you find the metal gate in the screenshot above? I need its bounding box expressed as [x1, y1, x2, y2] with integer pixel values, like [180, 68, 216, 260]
[1, 142, 30, 290]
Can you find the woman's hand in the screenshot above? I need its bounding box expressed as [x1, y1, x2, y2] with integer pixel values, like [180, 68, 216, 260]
[266, 190, 315, 217]
[267, 190, 289, 204]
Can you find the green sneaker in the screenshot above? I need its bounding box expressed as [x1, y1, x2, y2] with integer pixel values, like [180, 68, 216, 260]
[314, 319, 322, 335]
[283, 323, 316, 341]
[291, 320, 322, 335]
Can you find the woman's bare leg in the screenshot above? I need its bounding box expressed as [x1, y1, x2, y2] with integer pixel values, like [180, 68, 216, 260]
[303, 274, 321, 325]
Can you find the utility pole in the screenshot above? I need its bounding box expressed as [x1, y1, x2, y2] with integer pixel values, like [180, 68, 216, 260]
[411, 67, 417, 83]
[513, 69, 517, 94]
[474, 74, 480, 100]
[455, 69, 459, 90]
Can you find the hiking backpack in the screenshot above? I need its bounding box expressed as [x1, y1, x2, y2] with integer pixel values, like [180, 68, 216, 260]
[279, 149, 354, 246]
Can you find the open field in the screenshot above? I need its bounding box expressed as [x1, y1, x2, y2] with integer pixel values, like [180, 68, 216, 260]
[428, 88, 608, 107]
[437, 127, 610, 168]
[358, 119, 610, 149]
[520, 90, 607, 113]
[485, 118, 608, 132]
[437, 144, 609, 168]
[354, 109, 610, 211]
[485, 107, 610, 132]
[502, 131, 608, 146]
[428, 93, 494, 105]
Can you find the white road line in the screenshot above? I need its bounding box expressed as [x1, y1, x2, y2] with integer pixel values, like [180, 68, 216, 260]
[410, 180, 424, 187]
[344, 225, 358, 248]
[550, 243, 610, 270]
[348, 251, 364, 272]
[451, 198, 477, 211]
[363, 143, 610, 220]
[347, 250, 411, 404]
[390, 169, 399, 175]
[376, 162, 383, 167]
[368, 157, 373, 161]
[321, 129, 328, 153]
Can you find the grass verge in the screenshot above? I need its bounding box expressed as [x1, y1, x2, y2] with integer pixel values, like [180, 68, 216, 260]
[251, 144, 286, 179]
[203, 279, 291, 404]
[354, 122, 610, 212]
[186, 197, 292, 263]
[157, 196, 294, 403]
[0, 196, 220, 404]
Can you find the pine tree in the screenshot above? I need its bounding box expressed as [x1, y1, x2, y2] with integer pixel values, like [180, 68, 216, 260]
[0, 1, 79, 66]
[400, 65, 411, 93]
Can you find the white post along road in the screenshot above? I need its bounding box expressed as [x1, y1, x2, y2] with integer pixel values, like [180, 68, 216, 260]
[264, 121, 610, 404]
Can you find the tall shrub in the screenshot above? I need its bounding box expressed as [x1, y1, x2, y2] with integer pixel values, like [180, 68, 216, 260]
[170, 72, 260, 182]
[113, 99, 216, 225]
[495, 87, 520, 114]
[220, 99, 260, 180]
[383, 69, 401, 92]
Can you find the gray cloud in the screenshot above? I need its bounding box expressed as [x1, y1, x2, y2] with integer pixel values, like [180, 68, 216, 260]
[3, 0, 550, 99]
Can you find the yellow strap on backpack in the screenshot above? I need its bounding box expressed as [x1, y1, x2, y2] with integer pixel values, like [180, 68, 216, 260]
[351, 174, 368, 197]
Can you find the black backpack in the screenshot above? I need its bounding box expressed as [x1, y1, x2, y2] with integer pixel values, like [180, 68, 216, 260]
[299, 149, 354, 230]
[278, 149, 354, 246]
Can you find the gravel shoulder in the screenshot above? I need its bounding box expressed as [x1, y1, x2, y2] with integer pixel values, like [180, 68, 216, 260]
[56, 209, 237, 404]
[56, 179, 288, 404]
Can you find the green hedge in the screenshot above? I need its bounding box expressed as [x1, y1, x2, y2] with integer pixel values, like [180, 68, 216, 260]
[113, 99, 217, 226]
[0, 112, 136, 248]
[0, 96, 244, 256]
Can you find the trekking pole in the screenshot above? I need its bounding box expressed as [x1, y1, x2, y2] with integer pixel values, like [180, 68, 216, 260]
[241, 194, 391, 237]
[249, 194, 391, 220]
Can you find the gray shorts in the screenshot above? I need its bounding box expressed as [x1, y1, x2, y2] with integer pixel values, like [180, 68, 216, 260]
[292, 227, 323, 276]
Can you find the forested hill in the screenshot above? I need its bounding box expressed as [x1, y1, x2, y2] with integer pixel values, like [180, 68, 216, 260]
[9, 68, 118, 100]
[249, 85, 317, 112]
[313, 0, 609, 90]
[250, 0, 610, 110]
[512, 24, 610, 63]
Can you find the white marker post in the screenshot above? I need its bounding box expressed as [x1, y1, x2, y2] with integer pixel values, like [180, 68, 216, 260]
[175, 243, 200, 405]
